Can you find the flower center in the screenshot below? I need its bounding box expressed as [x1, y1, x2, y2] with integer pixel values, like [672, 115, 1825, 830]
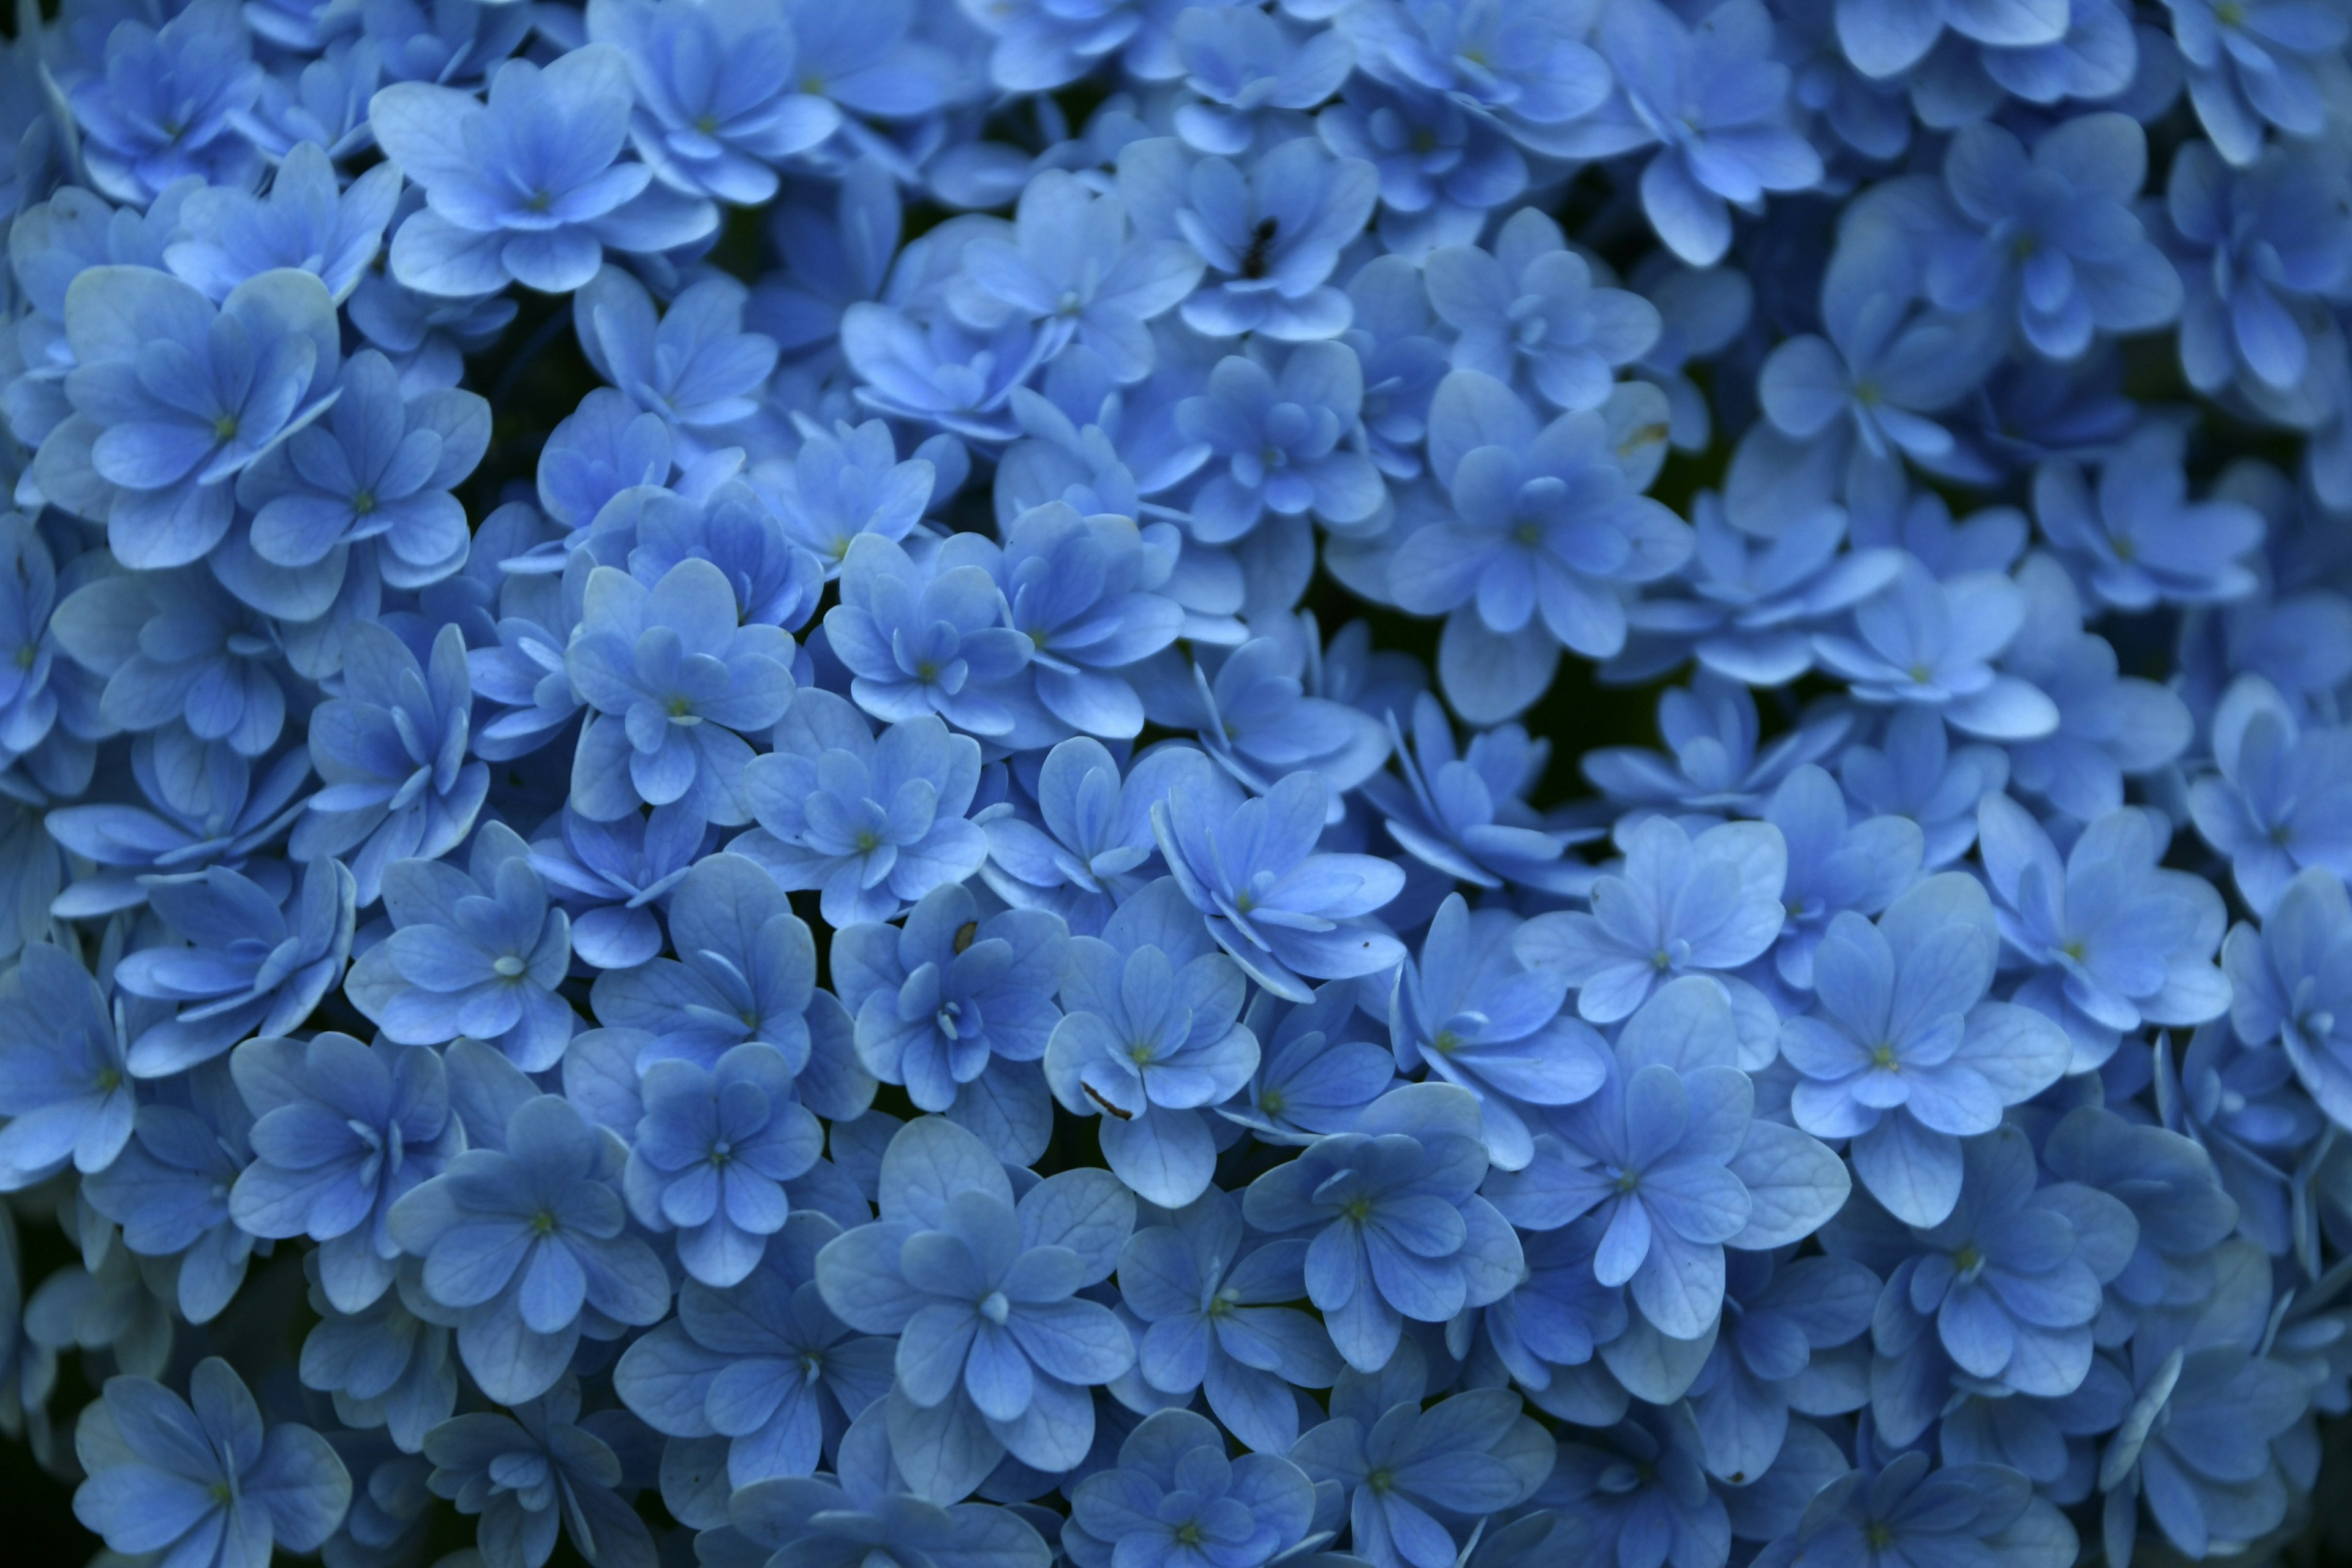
[494, 955, 526, 978]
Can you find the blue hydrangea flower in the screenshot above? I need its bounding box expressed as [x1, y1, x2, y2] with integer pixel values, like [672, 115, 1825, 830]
[575, 266, 780, 464]
[73, 1359, 350, 1568]
[298, 1262, 460, 1453]
[238, 40, 384, 160]
[1391, 895, 1607, 1170]
[1069, 1408, 1321, 1568]
[2163, 0, 2348, 163]
[725, 1418, 1052, 1568]
[590, 850, 824, 1074]
[165, 141, 402, 307]
[1173, 344, 1385, 545]
[815, 1115, 1136, 1499]
[1425, 209, 1659, 413]
[1153, 767, 1406, 1003]
[1341, 0, 1611, 151]
[568, 557, 796, 829]
[981, 737, 1210, 934]
[66, 1, 262, 205]
[624, 1044, 823, 1288]
[371, 44, 718, 297]
[586, 0, 842, 206]
[2188, 676, 2352, 918]
[622, 480, 829, 636]
[346, 823, 576, 1072]
[112, 856, 355, 1078]
[2223, 867, 2352, 1130]
[1853, 1124, 2135, 1400]
[2157, 1020, 2319, 1260]
[1044, 876, 1256, 1206]
[1139, 633, 1393, 801]
[1514, 815, 1787, 1025]
[38, 266, 342, 570]
[1583, 673, 1852, 821]
[1537, 1400, 1729, 1568]
[234, 348, 489, 589]
[1832, 0, 2067, 78]
[1567, 0, 1822, 266]
[533, 388, 674, 533]
[771, 0, 954, 121]
[83, 1063, 260, 1323]
[1751, 1453, 2076, 1568]
[1391, 371, 1689, 717]
[751, 417, 935, 576]
[1838, 706, 2008, 870]
[292, 620, 488, 907]
[2040, 1105, 2239, 1343]
[469, 517, 592, 762]
[1120, 135, 1379, 341]
[1781, 873, 2070, 1227]
[2096, 1335, 2310, 1568]
[1317, 79, 1529, 254]
[360, 0, 533, 88]
[1998, 557, 2195, 824]
[2032, 424, 2264, 612]
[614, 1210, 894, 1492]
[1361, 693, 1590, 895]
[0, 942, 141, 1190]
[1812, 562, 2060, 741]
[986, 503, 1186, 740]
[1687, 1250, 1877, 1485]
[1114, 1188, 1340, 1456]
[952, 171, 1203, 385]
[1472, 1216, 1627, 1427]
[423, 1374, 657, 1568]
[48, 565, 297, 760]
[1243, 1082, 1520, 1372]
[1922, 113, 2180, 362]
[823, 533, 1035, 741]
[834, 880, 1066, 1135]
[1291, 1341, 1556, 1568]
[1732, 227, 2002, 527]
[734, 688, 987, 927]
[228, 1031, 464, 1314]
[528, 803, 706, 970]
[1760, 763, 1923, 990]
[2166, 141, 2352, 396]
[1978, 795, 2231, 1071]
[1226, 980, 1400, 1144]
[0, 515, 96, 782]
[839, 303, 1048, 444]
[1486, 978, 1849, 1341]
[388, 1092, 671, 1406]
[1171, 4, 1352, 154]
[1615, 494, 1905, 689]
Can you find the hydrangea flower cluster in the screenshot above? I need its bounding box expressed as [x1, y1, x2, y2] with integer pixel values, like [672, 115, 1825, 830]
[2, 4, 2351, 1568]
